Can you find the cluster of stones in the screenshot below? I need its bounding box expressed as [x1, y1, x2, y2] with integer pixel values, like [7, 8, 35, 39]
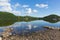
[0, 28, 13, 40]
[0, 26, 60, 40]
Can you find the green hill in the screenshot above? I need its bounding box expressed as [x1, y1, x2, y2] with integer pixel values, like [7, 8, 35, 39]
[0, 12, 41, 21]
[0, 12, 41, 26]
[0, 12, 60, 26]
[0, 12, 17, 21]
[0, 12, 17, 26]
[43, 14, 60, 23]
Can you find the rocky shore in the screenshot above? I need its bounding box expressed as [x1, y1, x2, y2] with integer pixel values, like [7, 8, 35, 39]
[0, 27, 60, 40]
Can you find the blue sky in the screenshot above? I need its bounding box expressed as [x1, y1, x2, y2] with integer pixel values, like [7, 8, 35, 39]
[0, 0, 60, 17]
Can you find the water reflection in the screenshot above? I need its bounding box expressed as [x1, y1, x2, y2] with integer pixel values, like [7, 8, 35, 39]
[43, 19, 59, 23]
[0, 21, 15, 26]
[0, 19, 60, 26]
[27, 24, 37, 30]
[0, 20, 60, 34]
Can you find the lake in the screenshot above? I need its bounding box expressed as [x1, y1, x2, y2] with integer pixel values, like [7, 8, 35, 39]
[0, 20, 60, 35]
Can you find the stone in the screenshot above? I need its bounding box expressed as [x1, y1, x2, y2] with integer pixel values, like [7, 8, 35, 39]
[0, 37, 2, 40]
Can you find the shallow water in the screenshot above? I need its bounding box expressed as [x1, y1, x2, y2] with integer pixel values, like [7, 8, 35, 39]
[0, 20, 60, 34]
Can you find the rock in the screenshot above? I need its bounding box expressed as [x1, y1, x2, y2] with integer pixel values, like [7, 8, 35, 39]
[43, 26, 60, 30]
[0, 37, 2, 40]
[4, 28, 13, 32]
[2, 28, 13, 38]
[1, 27, 60, 40]
[43, 26, 53, 30]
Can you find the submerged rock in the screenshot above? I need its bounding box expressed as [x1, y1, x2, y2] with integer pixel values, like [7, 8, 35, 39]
[2, 28, 13, 38]
[1, 27, 60, 40]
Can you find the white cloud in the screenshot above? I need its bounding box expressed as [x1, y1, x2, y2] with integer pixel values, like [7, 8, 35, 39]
[0, 6, 12, 12]
[14, 3, 29, 8]
[22, 5, 29, 8]
[12, 10, 21, 16]
[33, 9, 38, 13]
[26, 8, 32, 14]
[0, 0, 21, 16]
[0, 2, 10, 6]
[0, 0, 10, 2]
[0, 0, 38, 16]
[0, 0, 12, 12]
[13, 3, 21, 10]
[36, 4, 48, 8]
[26, 8, 38, 15]
[14, 3, 21, 7]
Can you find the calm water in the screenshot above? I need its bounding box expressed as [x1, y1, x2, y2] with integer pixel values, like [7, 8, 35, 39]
[0, 20, 60, 34]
